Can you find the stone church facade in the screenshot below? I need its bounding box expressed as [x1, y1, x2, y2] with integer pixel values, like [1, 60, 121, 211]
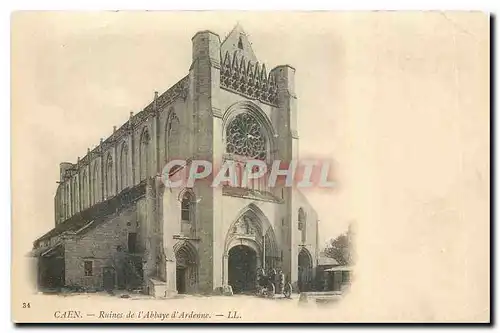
[32, 25, 320, 296]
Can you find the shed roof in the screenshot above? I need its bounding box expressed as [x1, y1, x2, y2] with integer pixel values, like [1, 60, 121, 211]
[317, 256, 339, 266]
[33, 181, 147, 248]
[324, 266, 352, 272]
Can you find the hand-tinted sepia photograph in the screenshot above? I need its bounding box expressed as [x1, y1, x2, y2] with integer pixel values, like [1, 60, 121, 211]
[11, 11, 489, 323]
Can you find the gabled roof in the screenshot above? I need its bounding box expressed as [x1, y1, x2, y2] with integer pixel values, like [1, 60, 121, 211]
[33, 181, 147, 248]
[30, 242, 63, 257]
[221, 23, 258, 63]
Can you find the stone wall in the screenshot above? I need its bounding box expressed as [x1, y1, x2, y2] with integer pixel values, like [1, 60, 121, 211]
[63, 201, 147, 290]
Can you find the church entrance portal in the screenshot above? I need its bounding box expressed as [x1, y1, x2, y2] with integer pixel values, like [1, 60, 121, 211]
[174, 242, 198, 294]
[176, 267, 186, 294]
[228, 245, 257, 294]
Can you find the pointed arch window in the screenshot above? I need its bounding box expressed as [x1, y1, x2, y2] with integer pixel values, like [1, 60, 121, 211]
[298, 208, 306, 243]
[165, 111, 180, 162]
[75, 177, 79, 212]
[105, 154, 113, 199]
[120, 143, 128, 190]
[181, 192, 193, 222]
[56, 186, 63, 222]
[71, 178, 77, 214]
[82, 170, 87, 209]
[140, 130, 151, 180]
[92, 161, 100, 204]
[238, 36, 244, 50]
[82, 170, 89, 208]
[64, 183, 70, 218]
[180, 191, 196, 236]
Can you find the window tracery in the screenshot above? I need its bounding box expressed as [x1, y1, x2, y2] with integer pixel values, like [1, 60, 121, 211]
[226, 113, 267, 160]
[140, 130, 150, 179]
[181, 192, 193, 222]
[165, 112, 180, 161]
[298, 208, 307, 243]
[105, 154, 113, 199]
[120, 143, 128, 190]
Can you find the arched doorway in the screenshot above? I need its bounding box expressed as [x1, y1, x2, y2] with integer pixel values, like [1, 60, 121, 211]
[228, 245, 257, 294]
[298, 248, 313, 292]
[175, 242, 198, 294]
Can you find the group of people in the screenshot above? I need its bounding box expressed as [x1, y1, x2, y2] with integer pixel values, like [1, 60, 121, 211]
[256, 267, 287, 295]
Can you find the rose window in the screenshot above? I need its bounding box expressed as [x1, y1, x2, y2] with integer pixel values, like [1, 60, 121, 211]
[226, 113, 267, 160]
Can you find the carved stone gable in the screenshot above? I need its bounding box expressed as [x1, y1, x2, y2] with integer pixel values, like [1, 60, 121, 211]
[220, 52, 278, 106]
[232, 215, 258, 236]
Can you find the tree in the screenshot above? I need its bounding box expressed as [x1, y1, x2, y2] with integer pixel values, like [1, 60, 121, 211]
[324, 226, 354, 265]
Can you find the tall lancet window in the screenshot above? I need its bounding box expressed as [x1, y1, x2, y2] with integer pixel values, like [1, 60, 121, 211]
[81, 170, 87, 209]
[165, 111, 180, 163]
[298, 208, 307, 243]
[105, 154, 113, 199]
[120, 142, 128, 190]
[92, 161, 101, 204]
[65, 184, 71, 218]
[71, 178, 77, 214]
[181, 192, 194, 223]
[140, 129, 151, 180]
[238, 35, 244, 50]
[226, 113, 267, 160]
[180, 191, 196, 235]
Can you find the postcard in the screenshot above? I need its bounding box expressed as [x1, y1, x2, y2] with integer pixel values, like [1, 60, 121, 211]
[11, 11, 490, 323]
